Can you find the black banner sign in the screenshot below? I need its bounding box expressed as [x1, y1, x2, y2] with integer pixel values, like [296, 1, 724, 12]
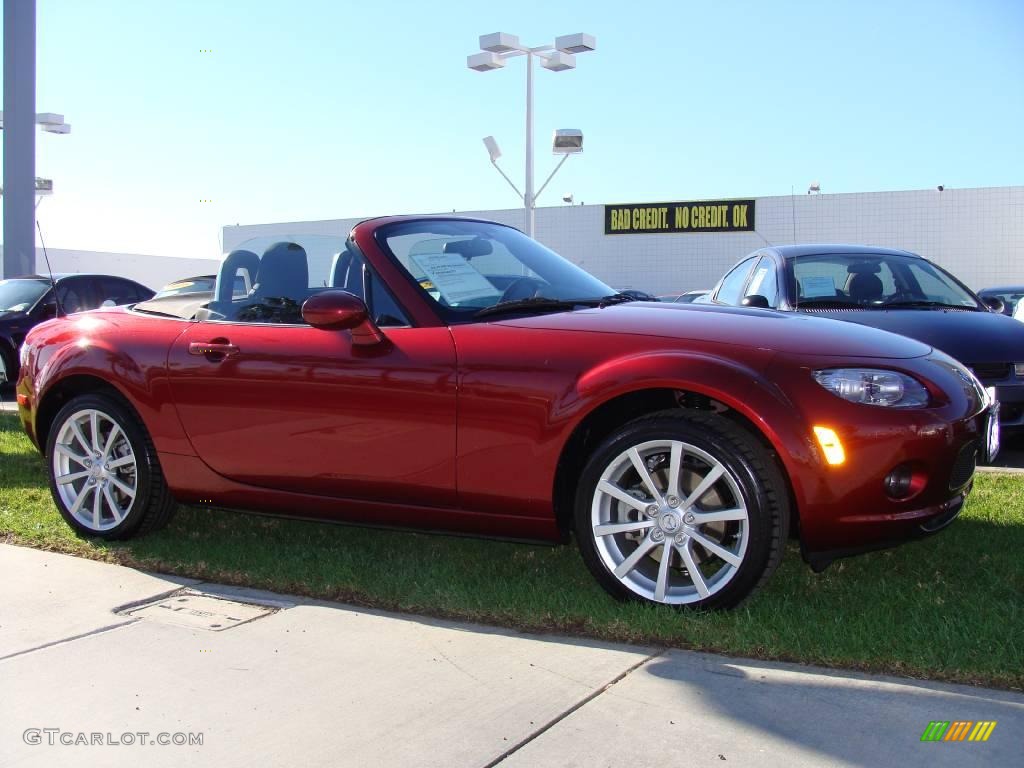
[604, 199, 755, 235]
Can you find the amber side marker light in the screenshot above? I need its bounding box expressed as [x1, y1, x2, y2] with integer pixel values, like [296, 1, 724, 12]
[813, 426, 846, 466]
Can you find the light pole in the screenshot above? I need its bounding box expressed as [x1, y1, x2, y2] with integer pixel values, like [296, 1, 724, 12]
[0, 109, 70, 275]
[468, 32, 595, 238]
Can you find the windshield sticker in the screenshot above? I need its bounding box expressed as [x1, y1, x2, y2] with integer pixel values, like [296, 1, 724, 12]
[800, 275, 837, 299]
[410, 253, 497, 304]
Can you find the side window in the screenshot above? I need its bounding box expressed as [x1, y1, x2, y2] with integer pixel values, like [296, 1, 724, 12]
[715, 258, 757, 305]
[366, 271, 411, 327]
[57, 279, 93, 314]
[745, 257, 779, 306]
[98, 278, 141, 307]
[332, 248, 411, 327]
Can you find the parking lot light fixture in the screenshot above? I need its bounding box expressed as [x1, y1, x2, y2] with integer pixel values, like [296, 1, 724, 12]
[481, 136, 523, 199]
[467, 31, 596, 238]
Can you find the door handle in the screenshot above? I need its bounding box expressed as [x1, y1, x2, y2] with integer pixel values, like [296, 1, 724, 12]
[188, 341, 240, 357]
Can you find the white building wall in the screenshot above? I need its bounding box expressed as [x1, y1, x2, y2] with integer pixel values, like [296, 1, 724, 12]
[223, 185, 1024, 293]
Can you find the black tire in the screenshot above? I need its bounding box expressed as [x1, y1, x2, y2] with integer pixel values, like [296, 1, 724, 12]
[574, 409, 789, 610]
[0, 341, 17, 386]
[45, 393, 177, 540]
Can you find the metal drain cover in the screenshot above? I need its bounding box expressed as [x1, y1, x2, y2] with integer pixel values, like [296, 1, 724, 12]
[122, 591, 276, 631]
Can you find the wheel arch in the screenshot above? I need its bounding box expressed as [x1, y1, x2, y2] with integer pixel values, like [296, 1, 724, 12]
[552, 362, 808, 540]
[35, 374, 133, 454]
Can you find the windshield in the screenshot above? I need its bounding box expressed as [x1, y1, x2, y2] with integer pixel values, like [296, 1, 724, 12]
[376, 219, 614, 320]
[0, 279, 49, 313]
[789, 253, 981, 309]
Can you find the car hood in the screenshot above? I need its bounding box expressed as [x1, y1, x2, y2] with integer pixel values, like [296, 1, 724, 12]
[497, 302, 932, 358]
[0, 310, 27, 323]
[800, 308, 1024, 363]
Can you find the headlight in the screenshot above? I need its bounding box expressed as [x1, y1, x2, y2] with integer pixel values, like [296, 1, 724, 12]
[812, 368, 930, 408]
[19, 341, 32, 368]
[1015, 363, 1024, 378]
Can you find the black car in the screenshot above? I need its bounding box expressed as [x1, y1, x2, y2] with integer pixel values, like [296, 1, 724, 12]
[703, 245, 1024, 433]
[658, 289, 709, 304]
[0, 273, 154, 383]
[615, 289, 660, 301]
[977, 285, 1024, 317]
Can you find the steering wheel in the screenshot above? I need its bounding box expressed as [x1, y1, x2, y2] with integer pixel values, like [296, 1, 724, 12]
[499, 276, 547, 303]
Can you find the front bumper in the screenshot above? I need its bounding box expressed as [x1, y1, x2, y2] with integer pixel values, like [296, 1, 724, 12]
[767, 352, 991, 564]
[802, 482, 971, 572]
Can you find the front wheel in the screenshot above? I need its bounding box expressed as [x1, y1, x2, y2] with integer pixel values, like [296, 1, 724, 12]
[574, 410, 789, 610]
[46, 393, 177, 540]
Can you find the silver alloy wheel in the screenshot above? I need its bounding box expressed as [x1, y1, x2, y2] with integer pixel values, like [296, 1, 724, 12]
[590, 439, 749, 604]
[52, 408, 138, 532]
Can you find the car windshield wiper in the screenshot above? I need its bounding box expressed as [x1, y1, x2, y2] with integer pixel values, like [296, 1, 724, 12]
[474, 297, 601, 319]
[878, 299, 979, 311]
[796, 298, 860, 308]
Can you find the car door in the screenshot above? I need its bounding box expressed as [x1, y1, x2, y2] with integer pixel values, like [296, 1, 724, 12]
[166, 238, 458, 507]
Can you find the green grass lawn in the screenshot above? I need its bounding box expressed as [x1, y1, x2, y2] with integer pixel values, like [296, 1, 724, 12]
[1, 413, 1021, 690]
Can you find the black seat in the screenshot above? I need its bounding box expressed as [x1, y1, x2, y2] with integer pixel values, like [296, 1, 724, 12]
[225, 242, 310, 324]
[848, 273, 883, 302]
[253, 242, 309, 300]
[198, 249, 261, 320]
[330, 249, 364, 297]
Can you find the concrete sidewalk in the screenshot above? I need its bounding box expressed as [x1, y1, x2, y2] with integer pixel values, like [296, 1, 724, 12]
[0, 544, 1020, 767]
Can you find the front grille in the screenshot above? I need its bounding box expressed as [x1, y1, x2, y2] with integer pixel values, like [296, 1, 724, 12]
[949, 441, 979, 490]
[969, 362, 1010, 381]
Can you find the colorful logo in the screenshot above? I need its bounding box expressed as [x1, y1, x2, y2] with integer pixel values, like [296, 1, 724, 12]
[921, 721, 997, 742]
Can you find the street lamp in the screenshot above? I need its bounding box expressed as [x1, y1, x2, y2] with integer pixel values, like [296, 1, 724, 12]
[0, 111, 71, 133]
[467, 31, 595, 237]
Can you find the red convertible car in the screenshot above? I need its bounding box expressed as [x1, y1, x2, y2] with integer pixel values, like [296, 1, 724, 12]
[15, 217, 998, 609]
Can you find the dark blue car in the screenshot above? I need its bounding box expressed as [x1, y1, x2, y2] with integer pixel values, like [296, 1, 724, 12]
[0, 274, 154, 384]
[704, 245, 1024, 433]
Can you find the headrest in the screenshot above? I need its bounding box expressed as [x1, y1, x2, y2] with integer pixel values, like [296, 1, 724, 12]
[254, 242, 308, 298]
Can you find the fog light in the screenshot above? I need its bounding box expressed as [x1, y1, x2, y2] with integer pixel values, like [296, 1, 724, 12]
[813, 426, 845, 466]
[884, 465, 913, 499]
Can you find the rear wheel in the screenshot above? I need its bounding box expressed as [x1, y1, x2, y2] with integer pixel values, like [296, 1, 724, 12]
[574, 410, 788, 609]
[46, 394, 177, 539]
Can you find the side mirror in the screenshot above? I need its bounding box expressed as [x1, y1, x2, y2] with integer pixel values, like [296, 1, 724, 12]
[982, 296, 1005, 314]
[741, 294, 771, 309]
[301, 290, 385, 346]
[37, 303, 58, 320]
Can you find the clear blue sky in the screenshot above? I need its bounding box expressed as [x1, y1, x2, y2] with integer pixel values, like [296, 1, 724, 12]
[11, 0, 1024, 258]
